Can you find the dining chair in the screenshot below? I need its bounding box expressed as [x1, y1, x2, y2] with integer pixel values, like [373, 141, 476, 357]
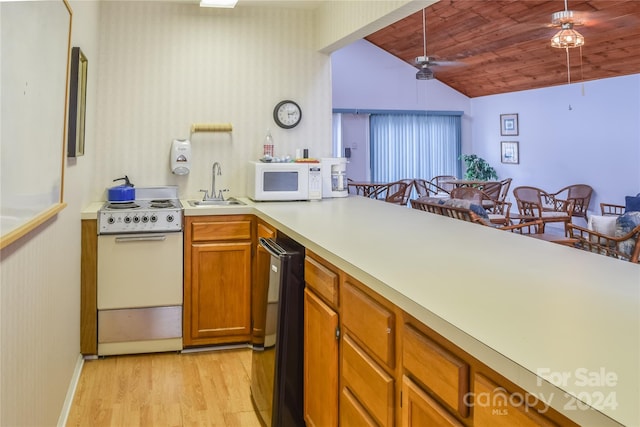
[429, 175, 456, 193]
[600, 203, 625, 216]
[512, 186, 573, 233]
[384, 179, 414, 206]
[450, 187, 484, 204]
[547, 184, 593, 223]
[497, 178, 512, 203]
[414, 178, 450, 196]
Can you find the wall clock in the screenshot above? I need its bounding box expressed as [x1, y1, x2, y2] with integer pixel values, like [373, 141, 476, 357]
[273, 100, 302, 129]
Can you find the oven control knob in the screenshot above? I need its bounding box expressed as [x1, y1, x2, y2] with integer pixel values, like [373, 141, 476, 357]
[107, 216, 115, 224]
[133, 216, 140, 223]
[167, 214, 174, 223]
[142, 215, 149, 223]
[150, 214, 158, 223]
[124, 216, 132, 224]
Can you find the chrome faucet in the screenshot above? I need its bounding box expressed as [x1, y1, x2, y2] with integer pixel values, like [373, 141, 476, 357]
[200, 162, 227, 201]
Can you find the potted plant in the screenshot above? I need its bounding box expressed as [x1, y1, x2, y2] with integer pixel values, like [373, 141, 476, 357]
[460, 154, 498, 181]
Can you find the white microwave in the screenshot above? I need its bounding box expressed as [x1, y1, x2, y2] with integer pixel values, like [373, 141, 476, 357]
[248, 161, 322, 201]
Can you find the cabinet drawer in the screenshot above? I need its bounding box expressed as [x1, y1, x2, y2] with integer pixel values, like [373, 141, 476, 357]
[474, 374, 557, 427]
[342, 280, 395, 368]
[257, 221, 276, 239]
[402, 375, 464, 427]
[403, 324, 469, 418]
[190, 218, 252, 242]
[340, 388, 377, 427]
[304, 255, 338, 308]
[342, 335, 394, 427]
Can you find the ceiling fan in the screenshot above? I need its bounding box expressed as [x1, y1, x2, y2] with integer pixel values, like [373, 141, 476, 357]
[415, 8, 460, 80]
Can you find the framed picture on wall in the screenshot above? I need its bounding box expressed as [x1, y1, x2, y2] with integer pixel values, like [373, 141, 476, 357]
[67, 47, 88, 157]
[500, 113, 518, 136]
[501, 141, 519, 164]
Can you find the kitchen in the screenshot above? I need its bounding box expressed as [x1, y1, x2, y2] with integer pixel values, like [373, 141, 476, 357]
[1, 1, 639, 426]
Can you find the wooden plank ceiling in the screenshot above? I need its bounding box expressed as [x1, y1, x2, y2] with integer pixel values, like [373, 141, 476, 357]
[364, 0, 640, 98]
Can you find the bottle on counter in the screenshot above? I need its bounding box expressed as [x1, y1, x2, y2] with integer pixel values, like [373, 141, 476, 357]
[263, 130, 274, 158]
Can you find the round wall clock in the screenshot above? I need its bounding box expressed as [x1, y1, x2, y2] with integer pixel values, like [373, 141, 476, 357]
[273, 100, 302, 129]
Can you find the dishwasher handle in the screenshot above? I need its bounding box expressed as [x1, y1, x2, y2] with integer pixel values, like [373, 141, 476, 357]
[259, 237, 286, 258]
[115, 235, 167, 243]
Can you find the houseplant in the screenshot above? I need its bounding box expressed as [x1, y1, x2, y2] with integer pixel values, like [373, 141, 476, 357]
[460, 154, 498, 181]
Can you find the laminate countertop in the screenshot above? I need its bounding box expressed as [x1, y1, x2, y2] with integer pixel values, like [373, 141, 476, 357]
[98, 196, 640, 426]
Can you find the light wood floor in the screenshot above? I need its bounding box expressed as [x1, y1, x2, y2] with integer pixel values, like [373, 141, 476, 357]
[66, 348, 262, 427]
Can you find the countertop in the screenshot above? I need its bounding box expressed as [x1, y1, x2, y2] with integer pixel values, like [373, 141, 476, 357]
[85, 196, 640, 426]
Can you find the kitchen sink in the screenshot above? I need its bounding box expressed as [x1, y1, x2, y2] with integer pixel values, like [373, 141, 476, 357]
[187, 198, 246, 207]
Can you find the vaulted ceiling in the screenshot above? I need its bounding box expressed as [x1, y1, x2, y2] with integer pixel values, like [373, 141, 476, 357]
[364, 0, 640, 98]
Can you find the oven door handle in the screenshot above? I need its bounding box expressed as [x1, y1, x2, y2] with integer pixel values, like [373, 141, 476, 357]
[114, 235, 167, 243]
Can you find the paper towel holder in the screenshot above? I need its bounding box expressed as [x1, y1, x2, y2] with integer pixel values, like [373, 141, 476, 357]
[190, 122, 233, 134]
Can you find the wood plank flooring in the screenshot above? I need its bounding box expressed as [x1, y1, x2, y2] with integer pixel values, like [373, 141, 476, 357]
[66, 348, 261, 427]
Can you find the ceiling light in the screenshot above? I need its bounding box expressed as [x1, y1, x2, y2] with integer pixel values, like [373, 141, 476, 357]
[551, 23, 584, 48]
[200, 0, 238, 8]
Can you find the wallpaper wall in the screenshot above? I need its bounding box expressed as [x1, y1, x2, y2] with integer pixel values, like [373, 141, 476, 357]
[92, 2, 332, 201]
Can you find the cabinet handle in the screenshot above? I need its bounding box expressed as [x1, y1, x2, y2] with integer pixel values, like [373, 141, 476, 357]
[115, 235, 167, 243]
[335, 326, 341, 340]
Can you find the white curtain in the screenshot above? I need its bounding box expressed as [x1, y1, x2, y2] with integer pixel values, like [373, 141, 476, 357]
[369, 114, 461, 183]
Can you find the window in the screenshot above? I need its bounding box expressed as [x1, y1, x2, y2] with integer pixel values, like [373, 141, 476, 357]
[333, 111, 462, 185]
[369, 113, 461, 183]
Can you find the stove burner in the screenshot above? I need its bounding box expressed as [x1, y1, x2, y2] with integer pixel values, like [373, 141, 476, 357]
[106, 201, 140, 210]
[150, 199, 175, 209]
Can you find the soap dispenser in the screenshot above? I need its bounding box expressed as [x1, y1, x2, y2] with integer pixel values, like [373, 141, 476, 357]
[171, 139, 191, 175]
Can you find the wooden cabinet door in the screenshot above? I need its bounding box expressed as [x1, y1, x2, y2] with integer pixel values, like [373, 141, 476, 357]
[304, 288, 339, 427]
[401, 375, 464, 427]
[184, 241, 251, 346]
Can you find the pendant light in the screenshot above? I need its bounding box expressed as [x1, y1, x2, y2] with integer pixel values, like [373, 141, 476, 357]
[550, 0, 585, 48]
[550, 0, 585, 84]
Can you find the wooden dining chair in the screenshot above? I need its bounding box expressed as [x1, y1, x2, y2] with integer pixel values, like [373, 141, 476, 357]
[547, 184, 593, 223]
[497, 178, 512, 203]
[512, 186, 573, 233]
[600, 203, 625, 216]
[384, 179, 414, 206]
[429, 175, 456, 193]
[414, 178, 450, 196]
[450, 187, 484, 204]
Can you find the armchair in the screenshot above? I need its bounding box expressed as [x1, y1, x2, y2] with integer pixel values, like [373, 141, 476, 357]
[413, 178, 450, 197]
[566, 223, 640, 263]
[429, 175, 456, 193]
[600, 203, 625, 216]
[384, 179, 414, 206]
[547, 184, 593, 222]
[513, 186, 573, 233]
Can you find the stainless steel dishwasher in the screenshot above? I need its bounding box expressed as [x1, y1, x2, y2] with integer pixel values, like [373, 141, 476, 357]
[251, 234, 305, 427]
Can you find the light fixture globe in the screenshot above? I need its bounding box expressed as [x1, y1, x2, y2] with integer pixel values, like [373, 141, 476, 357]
[416, 65, 434, 80]
[551, 23, 585, 48]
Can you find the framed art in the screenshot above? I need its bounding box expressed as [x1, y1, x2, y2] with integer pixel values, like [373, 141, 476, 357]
[501, 141, 519, 164]
[67, 46, 88, 157]
[500, 113, 519, 136]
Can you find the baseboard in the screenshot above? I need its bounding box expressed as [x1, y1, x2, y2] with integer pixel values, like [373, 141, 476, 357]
[57, 353, 84, 427]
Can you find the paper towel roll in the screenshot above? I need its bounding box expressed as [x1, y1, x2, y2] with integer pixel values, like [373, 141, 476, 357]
[190, 123, 233, 133]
